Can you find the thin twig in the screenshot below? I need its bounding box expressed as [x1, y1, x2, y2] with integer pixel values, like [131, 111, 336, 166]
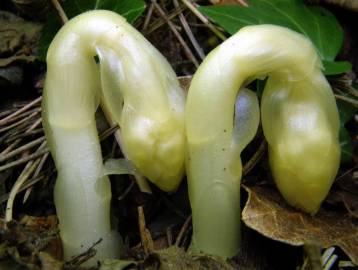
[50, 0, 69, 24]
[0, 108, 40, 127]
[1, 117, 38, 140]
[0, 97, 42, 126]
[1, 117, 43, 155]
[243, 140, 267, 175]
[5, 160, 39, 222]
[0, 108, 41, 134]
[0, 136, 46, 163]
[145, 5, 186, 35]
[181, 0, 227, 41]
[142, 3, 155, 31]
[334, 94, 358, 107]
[0, 174, 46, 203]
[0, 108, 17, 119]
[27, 117, 42, 131]
[138, 206, 154, 255]
[1, 140, 20, 156]
[64, 239, 102, 267]
[0, 148, 49, 172]
[117, 180, 135, 201]
[99, 125, 119, 141]
[335, 164, 357, 181]
[173, 0, 205, 60]
[23, 152, 50, 203]
[152, 0, 199, 67]
[5, 128, 43, 143]
[5, 142, 46, 224]
[175, 215, 192, 246]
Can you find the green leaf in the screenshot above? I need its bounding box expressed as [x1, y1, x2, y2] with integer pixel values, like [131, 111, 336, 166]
[323, 61, 352, 75]
[37, 0, 146, 61]
[337, 100, 356, 125]
[37, 11, 61, 61]
[340, 127, 353, 163]
[199, 0, 349, 75]
[337, 100, 356, 163]
[96, 0, 146, 23]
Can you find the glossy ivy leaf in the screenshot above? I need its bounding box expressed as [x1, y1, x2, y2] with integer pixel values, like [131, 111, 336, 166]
[37, 0, 146, 61]
[323, 61, 352, 76]
[199, 0, 351, 75]
[340, 127, 353, 163]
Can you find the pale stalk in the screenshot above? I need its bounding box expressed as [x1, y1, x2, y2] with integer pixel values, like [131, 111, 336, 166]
[43, 10, 185, 265]
[185, 25, 340, 258]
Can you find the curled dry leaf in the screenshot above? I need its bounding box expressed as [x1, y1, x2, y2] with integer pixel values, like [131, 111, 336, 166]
[242, 185, 358, 265]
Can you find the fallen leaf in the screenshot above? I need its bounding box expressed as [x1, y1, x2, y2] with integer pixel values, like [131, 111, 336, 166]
[242, 185, 358, 265]
[38, 252, 64, 270]
[140, 246, 236, 270]
[0, 11, 42, 88]
[0, 11, 42, 63]
[11, 0, 48, 20]
[0, 54, 36, 67]
[0, 215, 62, 264]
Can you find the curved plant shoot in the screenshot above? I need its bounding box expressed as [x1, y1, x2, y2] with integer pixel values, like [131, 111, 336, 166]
[185, 25, 340, 258]
[42, 10, 185, 265]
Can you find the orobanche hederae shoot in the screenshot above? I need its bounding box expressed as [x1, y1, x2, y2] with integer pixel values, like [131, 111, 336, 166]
[1, 0, 352, 268]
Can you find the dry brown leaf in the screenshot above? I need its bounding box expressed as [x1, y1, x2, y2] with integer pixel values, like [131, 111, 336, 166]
[138, 206, 154, 255]
[242, 185, 358, 265]
[0, 11, 42, 63]
[321, 0, 358, 12]
[141, 246, 236, 270]
[178, 76, 192, 94]
[38, 252, 63, 270]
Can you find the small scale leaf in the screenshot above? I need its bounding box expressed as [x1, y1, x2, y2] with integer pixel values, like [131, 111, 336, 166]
[101, 158, 137, 177]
